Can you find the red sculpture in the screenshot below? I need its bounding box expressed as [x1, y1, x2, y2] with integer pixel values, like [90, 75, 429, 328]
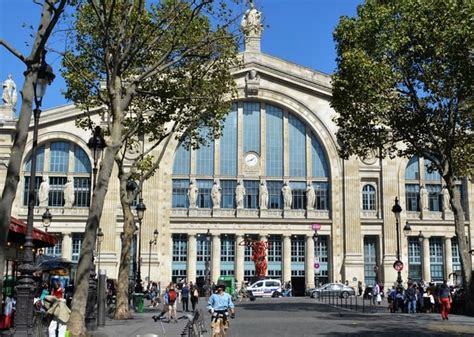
[239, 238, 269, 278]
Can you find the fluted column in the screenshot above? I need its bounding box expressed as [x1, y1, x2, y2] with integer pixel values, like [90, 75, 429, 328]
[211, 234, 221, 284]
[305, 234, 315, 289]
[444, 237, 453, 282]
[187, 234, 197, 284]
[235, 235, 245, 285]
[61, 232, 72, 261]
[422, 236, 431, 282]
[282, 235, 292, 284]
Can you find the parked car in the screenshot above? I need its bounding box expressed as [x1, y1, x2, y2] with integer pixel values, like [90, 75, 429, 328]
[311, 283, 355, 299]
[247, 279, 282, 297]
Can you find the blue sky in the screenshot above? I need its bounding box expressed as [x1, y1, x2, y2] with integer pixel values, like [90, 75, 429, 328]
[0, 0, 362, 112]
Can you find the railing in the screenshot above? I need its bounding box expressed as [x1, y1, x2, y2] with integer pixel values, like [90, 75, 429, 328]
[314, 293, 383, 313]
[180, 310, 208, 337]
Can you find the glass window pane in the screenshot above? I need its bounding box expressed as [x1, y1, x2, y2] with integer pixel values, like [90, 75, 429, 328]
[173, 141, 190, 175]
[405, 184, 420, 211]
[243, 102, 260, 154]
[24, 145, 45, 172]
[196, 129, 214, 176]
[266, 105, 283, 176]
[50, 142, 70, 172]
[362, 185, 376, 210]
[49, 176, 67, 207]
[311, 134, 328, 177]
[267, 181, 283, 209]
[314, 182, 329, 210]
[427, 184, 442, 211]
[172, 179, 189, 208]
[429, 238, 444, 281]
[74, 177, 91, 207]
[424, 159, 441, 181]
[74, 146, 91, 173]
[290, 181, 306, 209]
[221, 180, 236, 208]
[364, 237, 377, 286]
[23, 176, 41, 206]
[197, 180, 212, 208]
[72, 234, 83, 262]
[244, 180, 259, 209]
[288, 114, 306, 177]
[405, 156, 419, 180]
[220, 107, 237, 176]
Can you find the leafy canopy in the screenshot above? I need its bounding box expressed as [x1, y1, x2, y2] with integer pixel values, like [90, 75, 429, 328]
[332, 0, 473, 177]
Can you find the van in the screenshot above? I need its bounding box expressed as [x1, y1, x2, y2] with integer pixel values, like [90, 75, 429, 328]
[247, 279, 282, 297]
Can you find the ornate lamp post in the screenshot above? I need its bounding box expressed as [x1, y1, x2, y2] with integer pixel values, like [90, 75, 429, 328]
[313, 231, 319, 287]
[148, 229, 159, 282]
[205, 229, 212, 288]
[135, 197, 147, 292]
[41, 208, 52, 232]
[392, 197, 404, 292]
[417, 230, 424, 282]
[87, 125, 106, 188]
[16, 52, 55, 337]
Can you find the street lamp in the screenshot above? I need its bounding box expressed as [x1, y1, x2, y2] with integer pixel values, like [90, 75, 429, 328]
[148, 229, 159, 282]
[418, 231, 424, 282]
[391, 197, 403, 291]
[97, 227, 104, 273]
[135, 197, 147, 292]
[87, 125, 106, 188]
[42, 208, 52, 232]
[403, 222, 412, 236]
[16, 51, 55, 336]
[205, 229, 212, 287]
[313, 231, 319, 287]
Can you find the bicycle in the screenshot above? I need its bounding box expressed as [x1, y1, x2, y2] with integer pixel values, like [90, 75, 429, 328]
[210, 310, 233, 337]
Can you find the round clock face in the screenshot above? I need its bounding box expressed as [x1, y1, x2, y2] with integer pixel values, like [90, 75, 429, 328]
[245, 153, 259, 167]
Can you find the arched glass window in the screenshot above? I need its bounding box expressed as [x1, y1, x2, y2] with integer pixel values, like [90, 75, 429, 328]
[362, 184, 376, 210]
[266, 105, 283, 176]
[173, 141, 190, 175]
[23, 141, 92, 208]
[405, 157, 419, 180]
[243, 102, 260, 154]
[220, 106, 237, 176]
[288, 114, 306, 177]
[311, 133, 328, 177]
[196, 129, 214, 176]
[424, 159, 441, 181]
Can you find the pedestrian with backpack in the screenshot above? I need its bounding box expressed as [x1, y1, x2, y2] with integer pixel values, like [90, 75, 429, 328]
[165, 284, 178, 323]
[181, 282, 190, 312]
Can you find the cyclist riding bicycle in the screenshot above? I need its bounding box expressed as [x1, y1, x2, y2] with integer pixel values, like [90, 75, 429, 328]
[207, 282, 235, 337]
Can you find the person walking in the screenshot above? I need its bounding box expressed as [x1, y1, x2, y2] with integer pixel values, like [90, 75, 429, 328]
[181, 282, 190, 312]
[207, 282, 235, 337]
[439, 280, 452, 320]
[190, 285, 199, 311]
[372, 283, 380, 305]
[405, 283, 417, 314]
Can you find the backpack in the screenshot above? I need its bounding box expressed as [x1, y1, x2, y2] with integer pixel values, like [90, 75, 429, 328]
[168, 289, 177, 304]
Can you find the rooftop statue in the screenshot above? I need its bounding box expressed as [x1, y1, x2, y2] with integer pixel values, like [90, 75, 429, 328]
[240, 0, 263, 36]
[2, 74, 17, 108]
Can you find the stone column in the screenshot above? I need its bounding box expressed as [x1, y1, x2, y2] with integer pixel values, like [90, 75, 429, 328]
[235, 235, 245, 286]
[422, 236, 431, 282]
[444, 237, 453, 283]
[305, 234, 315, 289]
[211, 234, 221, 284]
[61, 232, 72, 261]
[282, 235, 291, 284]
[187, 234, 197, 284]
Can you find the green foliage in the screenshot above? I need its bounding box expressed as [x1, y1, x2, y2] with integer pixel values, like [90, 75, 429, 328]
[332, 0, 473, 177]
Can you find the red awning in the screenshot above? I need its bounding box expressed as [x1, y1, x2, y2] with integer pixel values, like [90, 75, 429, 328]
[8, 217, 57, 247]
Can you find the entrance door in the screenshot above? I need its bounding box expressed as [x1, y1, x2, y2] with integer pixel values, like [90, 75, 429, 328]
[291, 277, 305, 296]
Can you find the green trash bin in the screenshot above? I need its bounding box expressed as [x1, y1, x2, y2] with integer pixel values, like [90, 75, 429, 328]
[134, 293, 145, 313]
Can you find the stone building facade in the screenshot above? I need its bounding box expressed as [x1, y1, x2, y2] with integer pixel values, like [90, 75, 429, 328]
[1, 6, 472, 295]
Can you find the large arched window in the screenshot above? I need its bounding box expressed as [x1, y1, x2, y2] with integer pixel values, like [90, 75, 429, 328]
[171, 101, 330, 211]
[23, 141, 92, 207]
[362, 184, 376, 210]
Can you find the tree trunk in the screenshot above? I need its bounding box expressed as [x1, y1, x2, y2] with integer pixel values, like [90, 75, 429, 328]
[446, 177, 473, 314]
[114, 181, 136, 320]
[68, 130, 122, 336]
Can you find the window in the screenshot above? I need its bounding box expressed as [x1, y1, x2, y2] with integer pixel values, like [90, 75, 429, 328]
[23, 177, 41, 206]
[291, 236, 305, 262]
[172, 179, 189, 208]
[196, 129, 214, 176]
[24, 145, 45, 172]
[268, 235, 282, 262]
[408, 238, 422, 281]
[74, 177, 91, 207]
[429, 238, 444, 281]
[74, 146, 91, 173]
[45, 235, 62, 257]
[364, 236, 377, 286]
[49, 176, 67, 207]
[266, 105, 283, 176]
[244, 180, 259, 209]
[405, 184, 420, 211]
[220, 180, 236, 208]
[220, 107, 237, 176]
[290, 181, 306, 210]
[424, 159, 441, 181]
[172, 235, 187, 262]
[315, 236, 329, 282]
[405, 157, 419, 180]
[288, 114, 306, 177]
[72, 234, 83, 262]
[426, 184, 441, 211]
[451, 238, 461, 273]
[196, 235, 211, 262]
[173, 141, 190, 175]
[362, 184, 376, 210]
[220, 236, 235, 262]
[314, 182, 329, 210]
[243, 102, 260, 154]
[50, 142, 69, 172]
[196, 180, 212, 208]
[311, 134, 328, 177]
[267, 181, 283, 209]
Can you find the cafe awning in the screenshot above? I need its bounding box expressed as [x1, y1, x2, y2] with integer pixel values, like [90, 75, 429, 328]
[8, 217, 57, 248]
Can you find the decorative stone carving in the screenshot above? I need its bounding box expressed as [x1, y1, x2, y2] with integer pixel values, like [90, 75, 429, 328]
[2, 74, 17, 108]
[235, 180, 246, 209]
[188, 179, 198, 208]
[240, 1, 263, 37]
[282, 181, 292, 210]
[419, 184, 428, 211]
[245, 69, 260, 96]
[259, 180, 268, 209]
[38, 176, 49, 207]
[442, 186, 451, 211]
[63, 179, 75, 208]
[306, 183, 315, 211]
[211, 179, 222, 209]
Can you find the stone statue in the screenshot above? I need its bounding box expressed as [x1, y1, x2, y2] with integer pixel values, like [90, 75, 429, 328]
[442, 186, 451, 211]
[240, 1, 263, 36]
[306, 183, 315, 211]
[2, 74, 17, 107]
[211, 180, 222, 209]
[282, 182, 292, 209]
[38, 176, 49, 207]
[259, 180, 268, 209]
[245, 69, 260, 96]
[419, 185, 428, 211]
[188, 179, 198, 208]
[235, 180, 246, 209]
[63, 179, 75, 208]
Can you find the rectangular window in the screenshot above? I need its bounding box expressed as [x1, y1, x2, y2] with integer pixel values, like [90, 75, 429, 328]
[172, 179, 189, 208]
[314, 236, 329, 282]
[364, 236, 377, 286]
[314, 182, 329, 210]
[243, 102, 260, 154]
[196, 129, 214, 176]
[23, 176, 41, 206]
[220, 180, 236, 208]
[50, 142, 69, 172]
[267, 181, 283, 209]
[244, 180, 259, 209]
[45, 235, 62, 257]
[196, 180, 213, 208]
[74, 177, 91, 207]
[266, 105, 283, 176]
[74, 146, 91, 173]
[291, 236, 305, 262]
[288, 114, 306, 177]
[408, 237, 422, 281]
[196, 235, 211, 262]
[405, 184, 420, 211]
[172, 234, 187, 262]
[220, 107, 237, 176]
[24, 145, 45, 173]
[362, 185, 376, 210]
[290, 181, 306, 210]
[268, 235, 282, 262]
[49, 176, 67, 207]
[220, 236, 235, 262]
[451, 238, 461, 273]
[426, 184, 442, 211]
[311, 134, 328, 177]
[72, 234, 83, 262]
[429, 237, 444, 281]
[173, 141, 191, 175]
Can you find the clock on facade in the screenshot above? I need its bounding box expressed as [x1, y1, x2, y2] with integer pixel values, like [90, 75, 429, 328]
[244, 152, 259, 167]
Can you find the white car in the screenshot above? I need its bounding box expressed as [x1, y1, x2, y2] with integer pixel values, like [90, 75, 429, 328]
[247, 279, 282, 297]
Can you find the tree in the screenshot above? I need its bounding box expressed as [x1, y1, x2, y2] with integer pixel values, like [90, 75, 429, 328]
[332, 0, 473, 311]
[0, 0, 69, 296]
[62, 0, 240, 333]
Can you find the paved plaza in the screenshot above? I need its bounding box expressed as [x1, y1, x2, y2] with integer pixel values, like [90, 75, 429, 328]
[84, 297, 474, 337]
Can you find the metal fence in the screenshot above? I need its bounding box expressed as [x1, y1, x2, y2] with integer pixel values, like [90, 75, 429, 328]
[315, 293, 384, 313]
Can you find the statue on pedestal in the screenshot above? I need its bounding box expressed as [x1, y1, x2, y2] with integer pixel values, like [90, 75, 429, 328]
[63, 179, 75, 208]
[259, 180, 268, 209]
[240, 0, 263, 37]
[282, 182, 292, 209]
[306, 183, 315, 210]
[419, 185, 428, 211]
[442, 186, 451, 211]
[188, 179, 198, 208]
[211, 180, 222, 209]
[235, 180, 246, 209]
[2, 74, 17, 108]
[39, 176, 49, 207]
